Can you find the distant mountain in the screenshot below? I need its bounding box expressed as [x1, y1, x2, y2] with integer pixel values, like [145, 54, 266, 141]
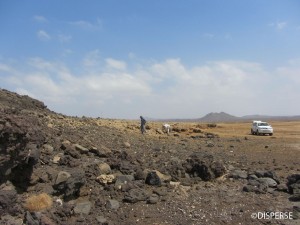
[198, 112, 300, 123]
[148, 112, 300, 123]
[198, 112, 239, 122]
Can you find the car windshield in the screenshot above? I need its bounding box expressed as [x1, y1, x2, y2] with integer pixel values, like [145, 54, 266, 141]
[258, 123, 269, 126]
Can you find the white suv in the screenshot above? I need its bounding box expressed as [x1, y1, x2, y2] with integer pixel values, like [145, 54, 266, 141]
[251, 121, 273, 136]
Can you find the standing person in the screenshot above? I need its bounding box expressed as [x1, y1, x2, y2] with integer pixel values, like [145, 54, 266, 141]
[140, 116, 147, 134]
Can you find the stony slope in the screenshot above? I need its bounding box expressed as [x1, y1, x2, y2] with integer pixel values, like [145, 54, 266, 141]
[0, 88, 299, 225]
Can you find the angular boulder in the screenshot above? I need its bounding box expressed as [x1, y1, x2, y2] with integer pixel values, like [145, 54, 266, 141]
[184, 153, 226, 181]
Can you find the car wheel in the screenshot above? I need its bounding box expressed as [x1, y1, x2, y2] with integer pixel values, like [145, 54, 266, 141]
[251, 129, 254, 135]
[270, 133, 273, 136]
[256, 130, 259, 135]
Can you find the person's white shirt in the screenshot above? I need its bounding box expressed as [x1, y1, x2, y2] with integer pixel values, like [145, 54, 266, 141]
[162, 124, 171, 134]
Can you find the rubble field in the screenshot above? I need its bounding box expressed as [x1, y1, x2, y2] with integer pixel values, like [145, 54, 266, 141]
[0, 89, 299, 225]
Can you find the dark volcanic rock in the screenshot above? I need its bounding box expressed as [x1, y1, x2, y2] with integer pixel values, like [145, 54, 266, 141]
[257, 177, 278, 188]
[115, 175, 134, 190]
[147, 194, 159, 204]
[184, 152, 226, 181]
[74, 201, 93, 215]
[0, 111, 45, 190]
[287, 174, 300, 193]
[293, 206, 300, 219]
[243, 179, 268, 194]
[90, 145, 112, 157]
[124, 188, 150, 203]
[0, 181, 18, 216]
[165, 158, 186, 181]
[107, 150, 138, 174]
[145, 171, 161, 186]
[229, 169, 248, 179]
[287, 174, 300, 201]
[24, 211, 40, 225]
[53, 169, 86, 200]
[106, 199, 120, 210]
[62, 143, 81, 159]
[254, 170, 280, 183]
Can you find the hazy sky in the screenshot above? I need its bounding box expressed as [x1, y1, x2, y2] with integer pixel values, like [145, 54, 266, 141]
[1, 0, 300, 119]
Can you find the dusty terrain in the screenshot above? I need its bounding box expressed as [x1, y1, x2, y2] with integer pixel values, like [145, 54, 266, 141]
[0, 88, 299, 225]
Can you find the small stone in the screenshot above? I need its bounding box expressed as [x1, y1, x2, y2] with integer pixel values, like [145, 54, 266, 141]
[170, 181, 181, 188]
[96, 216, 107, 223]
[276, 183, 288, 192]
[293, 206, 300, 219]
[90, 145, 112, 157]
[43, 144, 54, 154]
[97, 174, 115, 185]
[258, 177, 278, 188]
[98, 163, 111, 175]
[147, 194, 159, 204]
[145, 172, 161, 186]
[254, 170, 265, 178]
[53, 153, 63, 164]
[106, 199, 120, 210]
[124, 188, 149, 203]
[154, 170, 171, 182]
[114, 175, 134, 189]
[227, 165, 235, 171]
[229, 169, 248, 179]
[74, 201, 92, 215]
[61, 140, 71, 149]
[248, 174, 258, 180]
[124, 142, 131, 148]
[55, 171, 71, 185]
[134, 169, 145, 180]
[74, 144, 89, 154]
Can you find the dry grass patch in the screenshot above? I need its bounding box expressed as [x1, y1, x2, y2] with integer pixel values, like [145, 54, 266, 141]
[24, 193, 53, 212]
[82, 118, 300, 140]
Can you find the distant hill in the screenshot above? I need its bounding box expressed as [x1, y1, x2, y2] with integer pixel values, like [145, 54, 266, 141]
[198, 112, 300, 123]
[150, 112, 300, 123]
[198, 112, 239, 122]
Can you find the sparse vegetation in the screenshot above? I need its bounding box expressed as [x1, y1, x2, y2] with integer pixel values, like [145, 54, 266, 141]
[23, 193, 53, 212]
[207, 123, 217, 128]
